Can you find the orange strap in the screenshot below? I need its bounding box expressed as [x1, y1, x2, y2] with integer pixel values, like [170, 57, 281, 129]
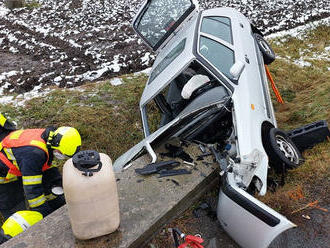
[265, 65, 284, 104]
[0, 152, 21, 177]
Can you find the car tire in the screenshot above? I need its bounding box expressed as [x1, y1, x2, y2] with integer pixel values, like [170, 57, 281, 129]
[255, 33, 275, 65]
[265, 128, 303, 172]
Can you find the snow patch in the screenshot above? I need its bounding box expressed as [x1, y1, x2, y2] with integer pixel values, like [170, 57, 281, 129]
[0, 5, 9, 17]
[110, 78, 123, 86]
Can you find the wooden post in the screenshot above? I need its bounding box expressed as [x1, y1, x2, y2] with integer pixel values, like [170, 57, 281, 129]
[5, 0, 25, 9]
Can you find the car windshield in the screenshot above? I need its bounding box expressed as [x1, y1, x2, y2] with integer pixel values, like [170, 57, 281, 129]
[148, 38, 186, 84]
[134, 0, 193, 49]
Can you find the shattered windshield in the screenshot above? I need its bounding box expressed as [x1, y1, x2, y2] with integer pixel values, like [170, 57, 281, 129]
[134, 0, 193, 49]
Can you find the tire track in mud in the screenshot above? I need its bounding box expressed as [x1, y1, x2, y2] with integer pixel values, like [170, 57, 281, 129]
[0, 17, 99, 92]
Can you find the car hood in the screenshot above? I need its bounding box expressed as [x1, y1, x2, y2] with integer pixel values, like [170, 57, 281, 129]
[114, 87, 230, 172]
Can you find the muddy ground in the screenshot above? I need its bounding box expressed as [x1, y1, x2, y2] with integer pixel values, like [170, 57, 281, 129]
[0, 0, 329, 94]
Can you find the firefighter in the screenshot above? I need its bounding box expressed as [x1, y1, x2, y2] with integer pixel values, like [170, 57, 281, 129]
[0, 113, 81, 219]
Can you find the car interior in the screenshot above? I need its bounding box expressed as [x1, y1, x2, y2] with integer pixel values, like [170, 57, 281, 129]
[147, 60, 232, 145]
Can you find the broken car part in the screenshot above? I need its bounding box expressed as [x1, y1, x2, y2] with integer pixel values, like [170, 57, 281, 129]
[161, 143, 193, 162]
[135, 160, 180, 175]
[158, 169, 192, 178]
[287, 120, 330, 152]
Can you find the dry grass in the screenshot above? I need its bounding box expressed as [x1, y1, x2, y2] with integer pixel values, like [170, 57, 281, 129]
[257, 24, 330, 220]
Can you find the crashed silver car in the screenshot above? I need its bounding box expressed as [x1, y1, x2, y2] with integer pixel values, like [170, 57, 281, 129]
[114, 0, 303, 247]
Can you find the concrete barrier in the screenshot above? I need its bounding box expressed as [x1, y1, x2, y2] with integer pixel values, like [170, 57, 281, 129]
[2, 140, 220, 248]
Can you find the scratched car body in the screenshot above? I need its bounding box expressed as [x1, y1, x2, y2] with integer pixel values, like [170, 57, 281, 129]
[113, 0, 301, 247]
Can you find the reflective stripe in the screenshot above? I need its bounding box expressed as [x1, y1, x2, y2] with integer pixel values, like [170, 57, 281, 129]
[4, 148, 15, 160]
[9, 213, 31, 231]
[0, 176, 17, 184]
[30, 140, 47, 151]
[9, 130, 24, 140]
[45, 193, 57, 201]
[22, 175, 42, 185]
[0, 142, 2, 151]
[28, 194, 46, 208]
[3, 148, 19, 169]
[0, 114, 7, 126]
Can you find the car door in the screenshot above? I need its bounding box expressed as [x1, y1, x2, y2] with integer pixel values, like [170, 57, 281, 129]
[217, 173, 296, 248]
[132, 0, 199, 52]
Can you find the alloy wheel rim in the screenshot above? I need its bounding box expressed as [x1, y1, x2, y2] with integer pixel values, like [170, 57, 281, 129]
[275, 135, 299, 164]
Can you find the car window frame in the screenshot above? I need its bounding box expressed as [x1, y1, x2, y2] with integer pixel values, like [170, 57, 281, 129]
[196, 13, 238, 86]
[200, 16, 233, 45]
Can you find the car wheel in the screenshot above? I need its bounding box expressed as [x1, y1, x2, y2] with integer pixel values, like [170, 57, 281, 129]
[266, 128, 303, 172]
[255, 33, 275, 65]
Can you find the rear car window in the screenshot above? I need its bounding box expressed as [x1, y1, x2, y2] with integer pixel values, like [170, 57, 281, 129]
[199, 36, 234, 78]
[201, 16, 232, 44]
[149, 38, 186, 84]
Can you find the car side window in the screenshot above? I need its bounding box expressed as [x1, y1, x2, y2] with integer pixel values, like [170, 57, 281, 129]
[148, 38, 186, 84]
[201, 16, 233, 44]
[199, 36, 234, 79]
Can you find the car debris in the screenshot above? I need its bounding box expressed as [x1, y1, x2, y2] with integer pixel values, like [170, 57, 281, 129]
[158, 168, 192, 178]
[287, 120, 330, 152]
[170, 179, 181, 186]
[161, 143, 193, 162]
[302, 215, 311, 220]
[135, 160, 180, 175]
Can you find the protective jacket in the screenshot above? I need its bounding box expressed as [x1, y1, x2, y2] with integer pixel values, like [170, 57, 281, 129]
[0, 129, 54, 216]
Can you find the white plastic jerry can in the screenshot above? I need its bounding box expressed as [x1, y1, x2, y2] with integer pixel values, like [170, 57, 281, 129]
[63, 150, 120, 240]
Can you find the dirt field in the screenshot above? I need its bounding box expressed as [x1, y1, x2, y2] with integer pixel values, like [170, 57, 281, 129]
[0, 0, 329, 94]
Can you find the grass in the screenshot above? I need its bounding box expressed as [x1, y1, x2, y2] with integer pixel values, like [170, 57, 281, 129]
[256, 24, 330, 220]
[24, 0, 41, 9]
[0, 73, 147, 160]
[0, 22, 329, 244]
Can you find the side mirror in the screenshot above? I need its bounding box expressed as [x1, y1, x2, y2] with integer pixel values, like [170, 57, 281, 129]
[230, 61, 245, 80]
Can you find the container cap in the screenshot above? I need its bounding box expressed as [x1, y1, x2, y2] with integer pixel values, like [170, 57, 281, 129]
[72, 150, 102, 177]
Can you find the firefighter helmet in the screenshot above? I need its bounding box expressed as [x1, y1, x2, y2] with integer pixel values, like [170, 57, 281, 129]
[51, 127, 81, 157]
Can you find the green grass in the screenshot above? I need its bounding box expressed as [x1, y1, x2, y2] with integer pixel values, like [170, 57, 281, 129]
[0, 73, 147, 160]
[257, 24, 330, 218]
[24, 0, 41, 9]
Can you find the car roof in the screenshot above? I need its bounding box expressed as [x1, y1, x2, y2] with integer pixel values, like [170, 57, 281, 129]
[139, 13, 199, 108]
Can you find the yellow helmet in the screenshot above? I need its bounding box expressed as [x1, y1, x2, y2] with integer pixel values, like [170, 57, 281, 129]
[50, 127, 81, 157]
[1, 211, 43, 238]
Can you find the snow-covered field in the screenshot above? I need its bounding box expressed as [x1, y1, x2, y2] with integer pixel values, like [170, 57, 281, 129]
[0, 0, 329, 95]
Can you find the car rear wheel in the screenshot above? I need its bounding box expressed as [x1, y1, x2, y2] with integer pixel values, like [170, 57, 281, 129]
[255, 33, 275, 65]
[265, 128, 303, 172]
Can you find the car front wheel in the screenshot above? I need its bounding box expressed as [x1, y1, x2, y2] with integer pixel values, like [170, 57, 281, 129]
[266, 128, 303, 172]
[255, 33, 275, 65]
